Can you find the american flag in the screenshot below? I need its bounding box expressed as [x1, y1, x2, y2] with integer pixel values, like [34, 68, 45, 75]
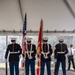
[22, 13, 27, 55]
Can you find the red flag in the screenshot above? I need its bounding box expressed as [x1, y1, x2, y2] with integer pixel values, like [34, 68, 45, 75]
[37, 19, 43, 75]
[22, 13, 27, 67]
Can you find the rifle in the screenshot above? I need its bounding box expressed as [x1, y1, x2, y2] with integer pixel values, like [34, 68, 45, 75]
[54, 58, 57, 75]
[54, 62, 56, 75]
[5, 61, 8, 75]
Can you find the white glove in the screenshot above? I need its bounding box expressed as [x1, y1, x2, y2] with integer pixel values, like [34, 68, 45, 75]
[5, 59, 7, 62]
[54, 59, 57, 62]
[22, 58, 25, 62]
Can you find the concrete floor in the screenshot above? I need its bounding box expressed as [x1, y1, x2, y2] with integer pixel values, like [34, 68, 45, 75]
[0, 68, 75, 75]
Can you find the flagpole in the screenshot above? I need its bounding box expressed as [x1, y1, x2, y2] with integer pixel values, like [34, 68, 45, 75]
[5, 35, 8, 75]
[24, 13, 26, 75]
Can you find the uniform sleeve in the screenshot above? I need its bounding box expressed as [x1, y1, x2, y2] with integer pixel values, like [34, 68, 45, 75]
[54, 45, 57, 59]
[34, 45, 37, 55]
[5, 45, 9, 59]
[19, 45, 22, 55]
[48, 44, 53, 57]
[49, 44, 53, 55]
[65, 44, 68, 54]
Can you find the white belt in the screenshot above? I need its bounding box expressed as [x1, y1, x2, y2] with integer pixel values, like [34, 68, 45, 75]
[57, 52, 65, 54]
[42, 51, 50, 55]
[10, 51, 20, 54]
[26, 51, 34, 54]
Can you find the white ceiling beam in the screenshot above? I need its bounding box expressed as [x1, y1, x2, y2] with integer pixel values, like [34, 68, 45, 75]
[63, 0, 75, 19]
[18, 0, 23, 21]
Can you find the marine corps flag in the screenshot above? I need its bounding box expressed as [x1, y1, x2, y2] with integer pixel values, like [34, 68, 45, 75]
[37, 19, 43, 75]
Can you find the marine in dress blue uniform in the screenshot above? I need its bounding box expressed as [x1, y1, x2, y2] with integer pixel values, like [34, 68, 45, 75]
[5, 38, 22, 75]
[54, 39, 68, 75]
[24, 38, 36, 75]
[40, 37, 53, 75]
